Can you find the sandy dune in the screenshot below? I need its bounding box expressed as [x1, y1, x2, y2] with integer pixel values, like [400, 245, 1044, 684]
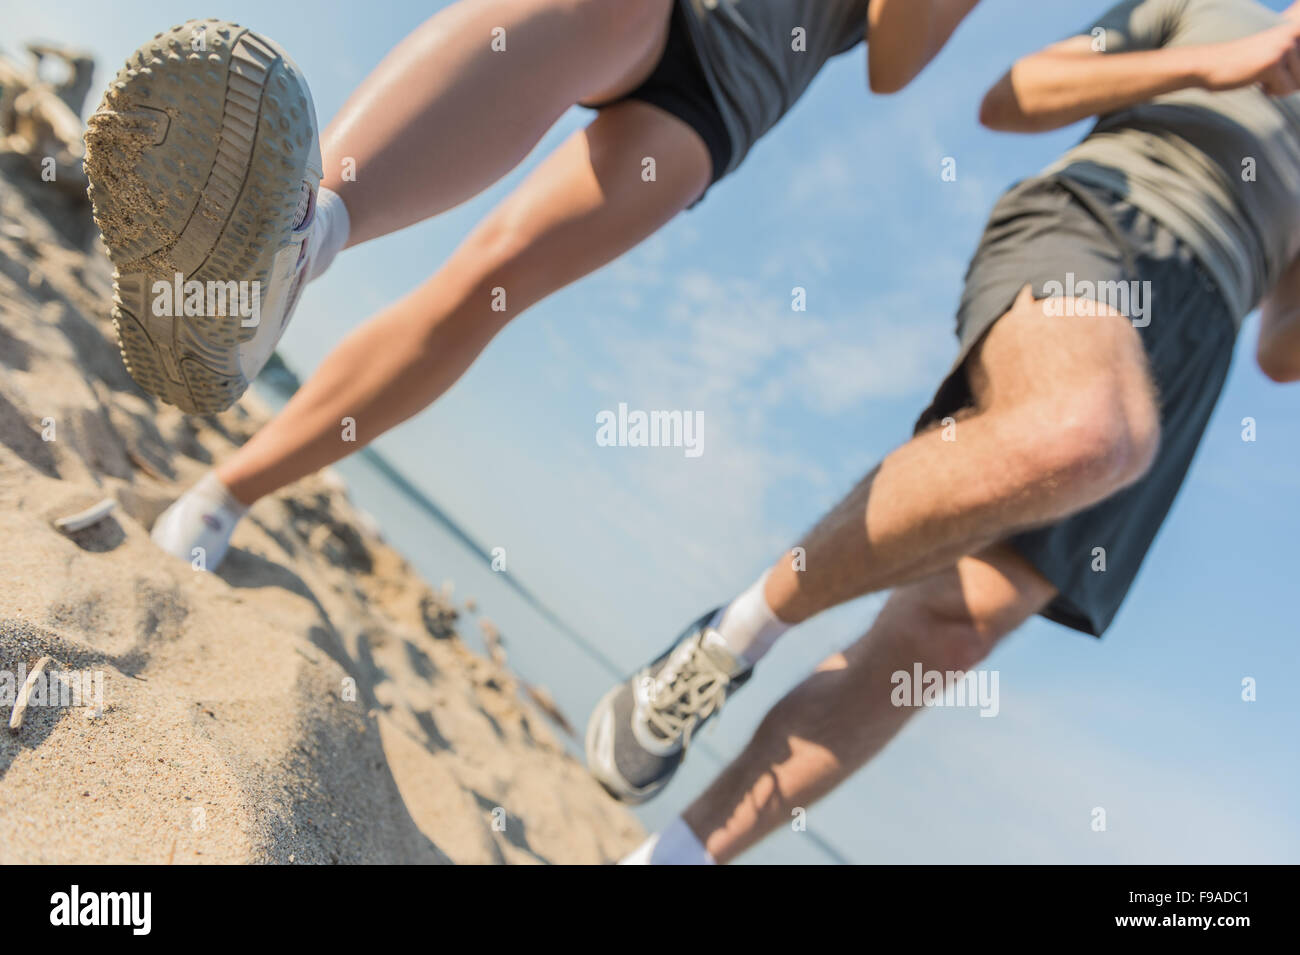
[0, 159, 642, 864]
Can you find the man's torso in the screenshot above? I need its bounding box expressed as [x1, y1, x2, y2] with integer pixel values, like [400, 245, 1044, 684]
[1047, 0, 1300, 321]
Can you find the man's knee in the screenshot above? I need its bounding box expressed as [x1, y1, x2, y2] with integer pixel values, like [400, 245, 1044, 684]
[1011, 372, 1160, 508]
[882, 549, 1055, 672]
[1050, 383, 1157, 491]
[980, 298, 1162, 503]
[896, 591, 1003, 673]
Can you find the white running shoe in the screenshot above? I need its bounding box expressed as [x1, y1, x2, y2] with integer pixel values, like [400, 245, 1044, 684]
[150, 472, 248, 571]
[85, 19, 322, 414]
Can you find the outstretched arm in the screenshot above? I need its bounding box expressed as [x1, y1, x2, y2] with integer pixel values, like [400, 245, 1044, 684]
[1258, 254, 1300, 383]
[866, 0, 981, 94]
[980, 16, 1300, 132]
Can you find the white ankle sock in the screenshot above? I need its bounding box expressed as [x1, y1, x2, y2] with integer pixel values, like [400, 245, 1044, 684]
[619, 817, 716, 865]
[710, 570, 791, 669]
[150, 472, 248, 572]
[307, 186, 350, 283]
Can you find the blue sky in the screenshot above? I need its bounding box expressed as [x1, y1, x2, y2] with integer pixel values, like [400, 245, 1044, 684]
[8, 0, 1297, 862]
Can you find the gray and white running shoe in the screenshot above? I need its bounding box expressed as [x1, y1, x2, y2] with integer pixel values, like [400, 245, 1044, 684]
[586, 610, 752, 804]
[85, 18, 322, 414]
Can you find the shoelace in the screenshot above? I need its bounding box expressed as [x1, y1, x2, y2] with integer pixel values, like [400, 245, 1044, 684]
[642, 638, 733, 749]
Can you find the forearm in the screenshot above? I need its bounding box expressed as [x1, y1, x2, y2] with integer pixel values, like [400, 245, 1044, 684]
[981, 42, 1205, 132]
[867, 0, 980, 93]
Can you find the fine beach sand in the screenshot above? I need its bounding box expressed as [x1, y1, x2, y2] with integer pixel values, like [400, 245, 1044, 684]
[0, 159, 643, 864]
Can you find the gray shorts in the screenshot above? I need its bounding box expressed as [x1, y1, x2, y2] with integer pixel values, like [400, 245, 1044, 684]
[678, 0, 868, 179]
[590, 0, 867, 197]
[916, 176, 1239, 636]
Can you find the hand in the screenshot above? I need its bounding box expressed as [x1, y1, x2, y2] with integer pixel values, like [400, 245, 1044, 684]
[1198, 20, 1300, 95]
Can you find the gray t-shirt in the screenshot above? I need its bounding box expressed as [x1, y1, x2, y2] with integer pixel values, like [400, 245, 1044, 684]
[679, 0, 871, 175]
[1045, 0, 1300, 322]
